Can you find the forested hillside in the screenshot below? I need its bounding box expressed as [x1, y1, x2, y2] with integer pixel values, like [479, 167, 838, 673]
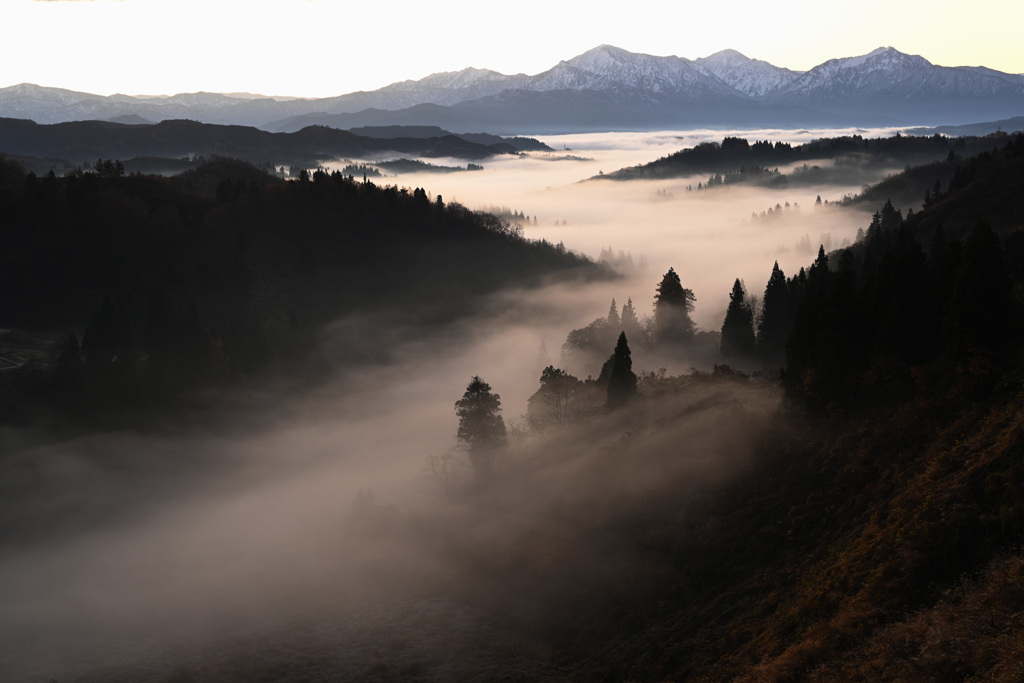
[0, 157, 602, 425]
[0, 118, 511, 172]
[601, 132, 1015, 182]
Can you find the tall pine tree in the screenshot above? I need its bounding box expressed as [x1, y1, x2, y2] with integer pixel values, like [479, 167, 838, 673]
[720, 279, 756, 359]
[757, 262, 790, 366]
[606, 332, 638, 409]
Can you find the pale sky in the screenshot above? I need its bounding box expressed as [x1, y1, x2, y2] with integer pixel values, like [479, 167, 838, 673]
[4, 0, 1023, 98]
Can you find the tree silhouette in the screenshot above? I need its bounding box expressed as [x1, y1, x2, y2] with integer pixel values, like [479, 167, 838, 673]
[620, 297, 645, 346]
[756, 262, 789, 366]
[455, 376, 507, 479]
[720, 279, 756, 359]
[654, 267, 695, 344]
[607, 299, 620, 328]
[527, 365, 580, 429]
[606, 332, 638, 409]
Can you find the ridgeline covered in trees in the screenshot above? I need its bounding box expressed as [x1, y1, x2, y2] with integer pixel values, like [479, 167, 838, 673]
[0, 156, 604, 425]
[0, 118, 515, 173]
[599, 131, 1016, 183]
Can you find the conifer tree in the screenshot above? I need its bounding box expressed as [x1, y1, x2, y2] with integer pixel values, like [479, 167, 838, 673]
[654, 267, 696, 344]
[621, 297, 644, 343]
[607, 299, 620, 328]
[757, 262, 789, 366]
[720, 279, 756, 359]
[606, 332, 637, 409]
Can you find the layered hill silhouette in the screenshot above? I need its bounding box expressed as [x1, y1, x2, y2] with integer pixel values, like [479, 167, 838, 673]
[0, 118, 522, 169]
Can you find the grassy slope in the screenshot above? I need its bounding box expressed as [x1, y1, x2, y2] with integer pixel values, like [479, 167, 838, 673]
[572, 384, 1024, 681]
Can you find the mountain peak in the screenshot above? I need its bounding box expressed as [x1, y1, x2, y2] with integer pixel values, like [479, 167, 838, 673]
[534, 45, 731, 96]
[696, 50, 800, 98]
[826, 46, 928, 71]
[703, 49, 751, 64]
[563, 44, 638, 69]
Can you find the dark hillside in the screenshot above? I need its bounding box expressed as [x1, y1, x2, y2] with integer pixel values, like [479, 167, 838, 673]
[904, 134, 1024, 239]
[601, 132, 1014, 182]
[841, 131, 1024, 235]
[0, 118, 507, 170]
[0, 158, 603, 425]
[549, 383, 1024, 681]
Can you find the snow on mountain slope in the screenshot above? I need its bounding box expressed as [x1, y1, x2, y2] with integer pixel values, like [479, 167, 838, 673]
[0, 83, 313, 125]
[3, 46, 1023, 130]
[530, 45, 733, 97]
[776, 47, 1024, 99]
[315, 67, 530, 113]
[696, 49, 802, 97]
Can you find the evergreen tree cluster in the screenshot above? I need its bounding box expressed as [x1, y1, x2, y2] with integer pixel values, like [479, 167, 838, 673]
[711, 134, 1024, 404]
[691, 165, 782, 191]
[771, 219, 1019, 410]
[561, 296, 646, 372]
[597, 245, 642, 273]
[711, 203, 1020, 412]
[560, 267, 703, 376]
[749, 200, 799, 223]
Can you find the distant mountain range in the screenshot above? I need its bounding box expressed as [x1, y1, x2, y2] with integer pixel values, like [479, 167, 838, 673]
[2, 46, 1023, 134]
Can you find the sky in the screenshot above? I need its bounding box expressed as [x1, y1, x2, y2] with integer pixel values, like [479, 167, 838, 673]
[4, 0, 1023, 98]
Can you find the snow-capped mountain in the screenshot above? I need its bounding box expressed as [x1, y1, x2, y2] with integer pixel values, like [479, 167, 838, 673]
[528, 45, 732, 97]
[776, 47, 1024, 100]
[0, 83, 314, 126]
[315, 67, 532, 113]
[695, 49, 802, 97]
[2, 45, 1023, 133]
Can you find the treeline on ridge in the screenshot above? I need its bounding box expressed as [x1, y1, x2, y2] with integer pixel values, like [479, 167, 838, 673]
[0, 156, 602, 424]
[0, 117, 513, 173]
[603, 131, 1018, 181]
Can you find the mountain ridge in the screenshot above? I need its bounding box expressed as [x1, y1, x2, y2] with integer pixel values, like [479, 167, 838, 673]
[2, 46, 1023, 133]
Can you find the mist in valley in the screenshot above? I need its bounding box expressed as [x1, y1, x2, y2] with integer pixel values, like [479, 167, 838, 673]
[1, 129, 911, 681]
[375, 128, 889, 334]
